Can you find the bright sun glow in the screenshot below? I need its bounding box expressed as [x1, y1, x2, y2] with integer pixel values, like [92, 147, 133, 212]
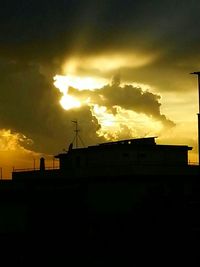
[59, 95, 81, 110]
[54, 74, 106, 91]
[53, 74, 106, 110]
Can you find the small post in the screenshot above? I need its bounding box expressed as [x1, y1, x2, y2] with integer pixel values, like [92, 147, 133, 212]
[40, 157, 45, 171]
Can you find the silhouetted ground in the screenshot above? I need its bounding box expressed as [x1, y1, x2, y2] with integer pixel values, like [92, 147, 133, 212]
[0, 174, 199, 266]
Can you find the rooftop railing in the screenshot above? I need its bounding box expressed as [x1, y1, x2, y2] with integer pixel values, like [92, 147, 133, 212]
[13, 166, 60, 172]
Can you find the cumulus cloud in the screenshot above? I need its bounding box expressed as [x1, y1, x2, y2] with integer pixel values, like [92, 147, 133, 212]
[0, 129, 32, 152]
[0, 61, 103, 154]
[68, 78, 175, 128]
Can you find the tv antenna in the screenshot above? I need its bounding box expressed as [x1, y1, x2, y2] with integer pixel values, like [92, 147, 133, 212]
[71, 120, 85, 148]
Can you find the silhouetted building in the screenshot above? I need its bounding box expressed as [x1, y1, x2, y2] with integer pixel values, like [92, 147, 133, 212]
[4, 137, 200, 266]
[55, 137, 196, 177]
[12, 137, 199, 179]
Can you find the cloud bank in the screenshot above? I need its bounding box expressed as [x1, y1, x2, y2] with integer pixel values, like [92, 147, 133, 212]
[0, 60, 175, 155]
[0, 0, 199, 164]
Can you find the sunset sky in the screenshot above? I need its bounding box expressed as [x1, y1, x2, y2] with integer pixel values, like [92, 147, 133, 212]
[0, 0, 200, 178]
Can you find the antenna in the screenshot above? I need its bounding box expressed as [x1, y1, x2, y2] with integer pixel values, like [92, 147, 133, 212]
[190, 71, 200, 165]
[71, 120, 85, 148]
[72, 120, 79, 148]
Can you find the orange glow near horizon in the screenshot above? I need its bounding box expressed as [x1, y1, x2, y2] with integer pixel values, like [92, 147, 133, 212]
[0, 129, 60, 179]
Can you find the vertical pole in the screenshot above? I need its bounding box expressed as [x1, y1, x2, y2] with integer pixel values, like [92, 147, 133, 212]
[198, 113, 200, 165]
[196, 74, 200, 166]
[191, 72, 200, 165]
[72, 120, 79, 148]
[198, 74, 200, 114]
[75, 120, 78, 148]
[33, 158, 36, 170]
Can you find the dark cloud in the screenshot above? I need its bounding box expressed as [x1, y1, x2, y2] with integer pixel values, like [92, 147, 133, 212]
[0, 62, 103, 153]
[1, 0, 200, 95]
[69, 81, 175, 127]
[0, 0, 199, 157]
[1, 0, 200, 63]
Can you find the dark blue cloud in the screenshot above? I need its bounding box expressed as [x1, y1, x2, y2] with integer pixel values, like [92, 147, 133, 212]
[1, 0, 200, 61]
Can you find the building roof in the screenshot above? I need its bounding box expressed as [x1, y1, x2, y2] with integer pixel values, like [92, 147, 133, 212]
[95, 137, 157, 146]
[55, 137, 192, 158]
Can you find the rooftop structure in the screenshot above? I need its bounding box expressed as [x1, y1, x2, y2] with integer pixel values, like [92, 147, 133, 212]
[55, 137, 194, 177]
[12, 137, 197, 179]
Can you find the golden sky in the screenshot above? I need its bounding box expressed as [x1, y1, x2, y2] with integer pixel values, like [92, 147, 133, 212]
[0, 0, 200, 178]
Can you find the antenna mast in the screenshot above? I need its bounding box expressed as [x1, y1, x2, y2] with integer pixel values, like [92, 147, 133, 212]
[71, 120, 85, 149]
[190, 71, 200, 165]
[72, 120, 79, 148]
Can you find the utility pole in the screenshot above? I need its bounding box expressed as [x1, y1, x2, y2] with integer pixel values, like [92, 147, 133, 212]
[190, 71, 200, 165]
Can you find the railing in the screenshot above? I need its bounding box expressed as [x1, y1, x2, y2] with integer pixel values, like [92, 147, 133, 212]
[12, 161, 199, 174]
[13, 166, 60, 172]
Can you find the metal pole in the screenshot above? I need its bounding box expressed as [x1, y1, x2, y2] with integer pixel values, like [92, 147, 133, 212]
[198, 75, 200, 114]
[197, 75, 200, 166]
[191, 72, 200, 165]
[76, 120, 78, 148]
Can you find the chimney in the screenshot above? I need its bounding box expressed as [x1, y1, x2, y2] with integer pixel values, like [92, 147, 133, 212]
[40, 157, 45, 171]
[191, 72, 200, 165]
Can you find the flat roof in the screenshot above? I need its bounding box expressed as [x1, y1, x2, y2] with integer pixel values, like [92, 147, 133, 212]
[55, 137, 192, 158]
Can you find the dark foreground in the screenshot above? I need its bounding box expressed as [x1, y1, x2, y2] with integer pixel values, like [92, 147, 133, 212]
[0, 174, 199, 266]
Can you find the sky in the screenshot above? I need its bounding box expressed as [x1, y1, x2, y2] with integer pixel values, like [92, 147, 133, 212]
[0, 0, 200, 178]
